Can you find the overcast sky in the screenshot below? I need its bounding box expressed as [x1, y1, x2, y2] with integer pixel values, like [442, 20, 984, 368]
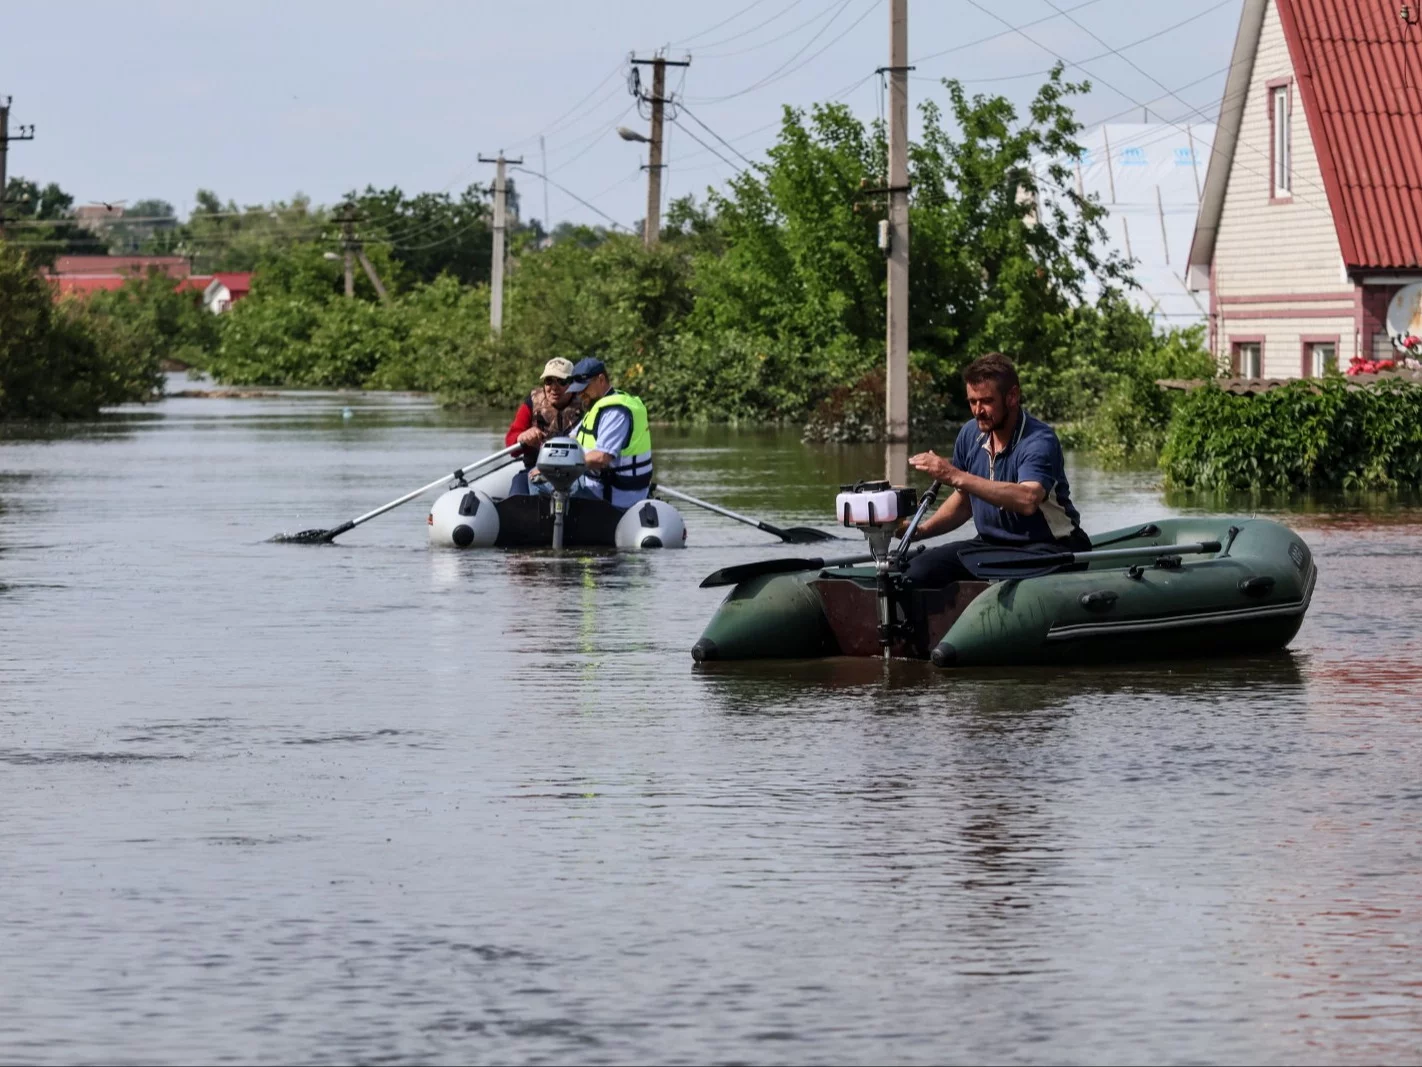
[1, 0, 1241, 228]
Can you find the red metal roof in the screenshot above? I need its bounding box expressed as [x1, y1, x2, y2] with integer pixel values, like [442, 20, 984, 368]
[50, 255, 191, 277]
[46, 276, 130, 296]
[1279, 0, 1422, 269]
[210, 271, 252, 296]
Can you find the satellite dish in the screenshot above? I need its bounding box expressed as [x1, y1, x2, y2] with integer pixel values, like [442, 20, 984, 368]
[1386, 281, 1422, 350]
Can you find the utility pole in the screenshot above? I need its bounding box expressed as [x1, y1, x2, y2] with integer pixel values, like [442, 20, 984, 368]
[332, 201, 388, 302]
[539, 135, 550, 243]
[885, 0, 911, 475]
[479, 151, 522, 335]
[0, 97, 37, 240]
[629, 54, 690, 248]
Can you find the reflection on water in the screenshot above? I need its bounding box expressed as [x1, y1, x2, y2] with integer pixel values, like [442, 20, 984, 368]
[3, 382, 1422, 1065]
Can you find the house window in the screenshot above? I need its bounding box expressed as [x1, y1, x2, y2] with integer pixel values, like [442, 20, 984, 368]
[1272, 85, 1291, 197]
[1306, 342, 1336, 377]
[1234, 341, 1262, 378]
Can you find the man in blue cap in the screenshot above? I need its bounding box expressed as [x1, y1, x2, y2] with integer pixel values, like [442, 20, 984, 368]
[556, 356, 655, 509]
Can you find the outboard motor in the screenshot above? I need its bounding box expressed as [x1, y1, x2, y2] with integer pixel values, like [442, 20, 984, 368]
[534, 436, 587, 550]
[835, 479, 940, 657]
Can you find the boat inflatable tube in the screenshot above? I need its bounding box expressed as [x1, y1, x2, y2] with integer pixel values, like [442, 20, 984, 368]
[615, 498, 687, 550]
[428, 486, 500, 548]
[692, 517, 1316, 668]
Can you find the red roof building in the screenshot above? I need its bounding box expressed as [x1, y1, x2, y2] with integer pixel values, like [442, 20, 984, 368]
[50, 255, 191, 278]
[1188, 0, 1422, 378]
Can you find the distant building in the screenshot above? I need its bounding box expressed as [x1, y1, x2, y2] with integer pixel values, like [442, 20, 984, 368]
[72, 204, 125, 233]
[44, 259, 252, 312]
[1038, 122, 1216, 329]
[1187, 0, 1422, 379]
[50, 255, 191, 278]
[200, 273, 252, 313]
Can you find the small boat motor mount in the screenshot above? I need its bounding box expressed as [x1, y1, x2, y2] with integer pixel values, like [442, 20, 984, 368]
[535, 436, 587, 550]
[835, 479, 933, 657]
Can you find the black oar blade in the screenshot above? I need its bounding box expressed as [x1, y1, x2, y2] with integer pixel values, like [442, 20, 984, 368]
[773, 525, 841, 544]
[701, 557, 823, 588]
[956, 545, 1072, 580]
[701, 551, 876, 588]
[269, 528, 338, 544]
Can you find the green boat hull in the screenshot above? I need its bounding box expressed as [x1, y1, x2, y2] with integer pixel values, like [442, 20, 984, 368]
[692, 517, 1316, 669]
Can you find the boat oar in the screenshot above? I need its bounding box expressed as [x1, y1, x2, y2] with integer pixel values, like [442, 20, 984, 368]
[700, 545, 925, 588]
[957, 539, 1223, 580]
[656, 485, 839, 544]
[271, 444, 522, 544]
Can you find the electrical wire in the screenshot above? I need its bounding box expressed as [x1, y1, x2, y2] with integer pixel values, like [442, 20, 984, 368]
[687, 0, 865, 104]
[670, 0, 774, 47]
[675, 105, 758, 168]
[509, 166, 632, 231]
[696, 0, 851, 60]
[669, 117, 745, 174]
[681, 0, 806, 53]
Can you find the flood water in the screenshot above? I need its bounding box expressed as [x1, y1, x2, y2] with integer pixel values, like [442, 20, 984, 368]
[4, 380, 1422, 1065]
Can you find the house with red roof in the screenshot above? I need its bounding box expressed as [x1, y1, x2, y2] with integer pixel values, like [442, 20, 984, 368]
[1187, 0, 1422, 379]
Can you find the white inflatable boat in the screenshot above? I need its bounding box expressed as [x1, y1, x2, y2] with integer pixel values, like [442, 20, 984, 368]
[427, 437, 686, 550]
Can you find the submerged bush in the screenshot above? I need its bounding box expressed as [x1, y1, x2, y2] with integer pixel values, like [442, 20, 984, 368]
[0, 243, 163, 419]
[1162, 378, 1422, 491]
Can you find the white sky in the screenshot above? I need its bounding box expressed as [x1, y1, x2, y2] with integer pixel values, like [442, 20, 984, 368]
[1, 0, 1242, 229]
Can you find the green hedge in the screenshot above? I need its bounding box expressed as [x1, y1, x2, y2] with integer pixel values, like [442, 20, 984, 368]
[1162, 378, 1422, 491]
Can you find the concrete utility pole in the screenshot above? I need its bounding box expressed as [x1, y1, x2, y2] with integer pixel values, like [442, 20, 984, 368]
[0, 97, 37, 239]
[629, 55, 690, 248]
[332, 202, 389, 302]
[885, 0, 912, 473]
[479, 151, 522, 335]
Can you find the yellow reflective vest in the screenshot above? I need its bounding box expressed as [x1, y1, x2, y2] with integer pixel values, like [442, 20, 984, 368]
[574, 390, 654, 501]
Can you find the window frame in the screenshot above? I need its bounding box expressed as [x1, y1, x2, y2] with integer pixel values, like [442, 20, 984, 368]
[1301, 335, 1340, 378]
[1231, 337, 1264, 379]
[1268, 77, 1293, 203]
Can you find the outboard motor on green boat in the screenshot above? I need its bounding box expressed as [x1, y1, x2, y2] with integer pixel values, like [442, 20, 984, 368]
[835, 480, 923, 658]
[533, 436, 586, 550]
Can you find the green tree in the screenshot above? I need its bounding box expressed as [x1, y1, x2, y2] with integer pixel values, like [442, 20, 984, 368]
[0, 242, 162, 418]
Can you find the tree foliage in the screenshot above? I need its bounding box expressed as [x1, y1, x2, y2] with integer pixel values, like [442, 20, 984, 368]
[0, 243, 162, 418]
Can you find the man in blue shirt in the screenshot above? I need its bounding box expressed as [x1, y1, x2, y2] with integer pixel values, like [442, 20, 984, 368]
[899, 353, 1090, 585]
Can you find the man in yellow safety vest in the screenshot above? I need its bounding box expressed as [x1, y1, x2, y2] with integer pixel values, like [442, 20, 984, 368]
[561, 357, 654, 509]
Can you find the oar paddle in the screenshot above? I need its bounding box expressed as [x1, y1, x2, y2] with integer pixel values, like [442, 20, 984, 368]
[271, 444, 523, 544]
[657, 485, 839, 544]
[957, 539, 1223, 580]
[700, 545, 925, 588]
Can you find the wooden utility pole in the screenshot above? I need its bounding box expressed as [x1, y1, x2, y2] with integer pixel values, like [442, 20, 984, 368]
[479, 152, 522, 334]
[630, 55, 690, 248]
[332, 202, 389, 302]
[885, 0, 911, 464]
[0, 97, 37, 239]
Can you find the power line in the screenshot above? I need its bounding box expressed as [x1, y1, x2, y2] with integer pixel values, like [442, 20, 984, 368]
[682, 0, 807, 52]
[676, 105, 758, 168]
[687, 0, 870, 104]
[960, 0, 1338, 217]
[671, 0, 777, 46]
[509, 166, 632, 232]
[910, 0, 1108, 65]
[669, 117, 744, 174]
[697, 0, 850, 59]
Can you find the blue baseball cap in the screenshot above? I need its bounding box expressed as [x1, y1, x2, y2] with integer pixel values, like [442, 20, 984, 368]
[564, 357, 607, 394]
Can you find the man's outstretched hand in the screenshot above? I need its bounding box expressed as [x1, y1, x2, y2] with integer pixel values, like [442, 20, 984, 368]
[909, 450, 964, 488]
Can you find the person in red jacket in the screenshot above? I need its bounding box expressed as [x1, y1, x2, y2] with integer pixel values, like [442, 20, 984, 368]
[506, 358, 584, 495]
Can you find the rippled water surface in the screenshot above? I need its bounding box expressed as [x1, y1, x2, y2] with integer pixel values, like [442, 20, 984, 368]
[4, 382, 1422, 1065]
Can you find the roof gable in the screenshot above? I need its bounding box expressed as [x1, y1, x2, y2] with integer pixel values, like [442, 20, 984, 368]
[1279, 0, 1422, 269]
[1190, 0, 1422, 274]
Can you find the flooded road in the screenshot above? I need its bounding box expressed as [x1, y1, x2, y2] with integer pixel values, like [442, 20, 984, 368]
[4, 382, 1421, 1064]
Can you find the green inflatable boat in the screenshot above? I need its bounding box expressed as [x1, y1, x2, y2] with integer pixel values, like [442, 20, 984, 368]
[692, 517, 1316, 668]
